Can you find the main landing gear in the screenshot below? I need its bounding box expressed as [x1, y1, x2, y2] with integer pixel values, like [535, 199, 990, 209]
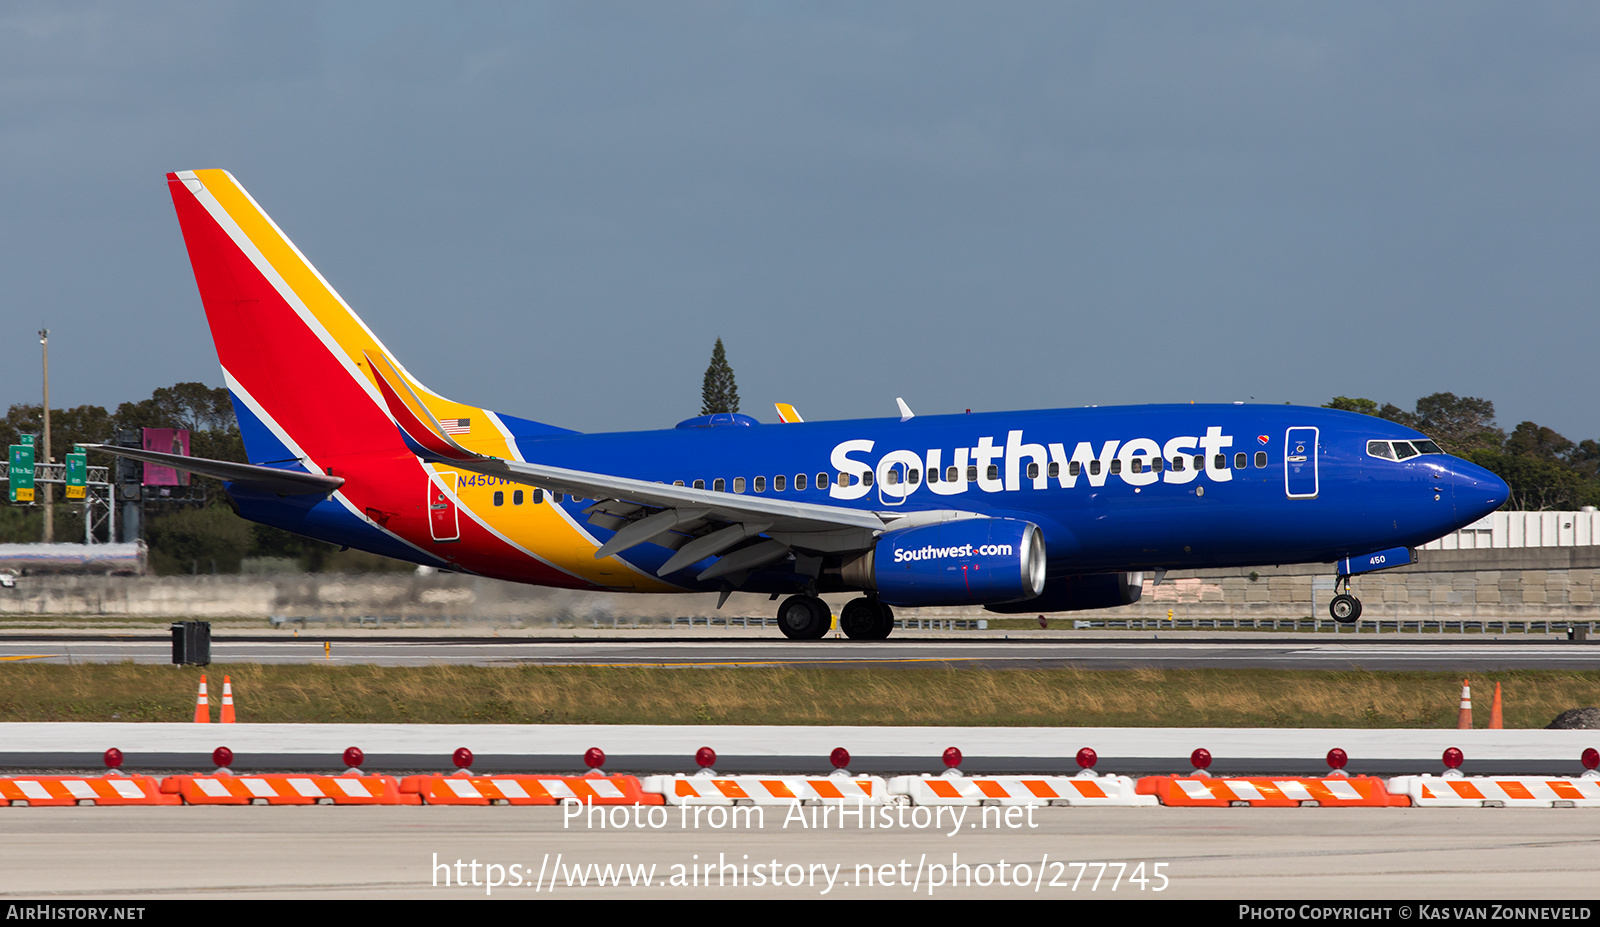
[839, 597, 895, 641]
[776, 594, 895, 640]
[777, 594, 831, 640]
[1328, 575, 1363, 624]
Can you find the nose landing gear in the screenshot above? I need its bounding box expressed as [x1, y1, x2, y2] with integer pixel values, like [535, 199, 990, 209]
[1328, 575, 1362, 624]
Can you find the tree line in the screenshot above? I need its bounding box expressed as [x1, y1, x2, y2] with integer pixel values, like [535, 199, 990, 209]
[4, 380, 1589, 574]
[1325, 392, 1600, 511]
[0, 383, 404, 574]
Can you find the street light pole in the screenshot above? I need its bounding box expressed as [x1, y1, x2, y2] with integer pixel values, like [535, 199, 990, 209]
[40, 329, 52, 544]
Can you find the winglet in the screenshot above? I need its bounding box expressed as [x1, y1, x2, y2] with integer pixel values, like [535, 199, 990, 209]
[774, 402, 804, 424]
[896, 397, 914, 422]
[366, 350, 480, 464]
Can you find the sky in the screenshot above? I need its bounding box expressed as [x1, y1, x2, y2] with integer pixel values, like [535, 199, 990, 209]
[2, 2, 1597, 441]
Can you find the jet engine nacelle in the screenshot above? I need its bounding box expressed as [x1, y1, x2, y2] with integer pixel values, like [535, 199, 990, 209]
[841, 517, 1046, 607]
[983, 571, 1144, 613]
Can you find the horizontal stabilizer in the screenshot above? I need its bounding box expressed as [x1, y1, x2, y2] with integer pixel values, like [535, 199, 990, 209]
[84, 445, 345, 496]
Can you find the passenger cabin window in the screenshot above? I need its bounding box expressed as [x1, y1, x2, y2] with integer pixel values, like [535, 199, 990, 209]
[532, 488, 544, 503]
[713, 478, 726, 492]
[908, 468, 919, 485]
[1255, 451, 1268, 468]
[1047, 462, 1059, 478]
[673, 480, 685, 487]
[1171, 457, 1185, 472]
[1070, 461, 1082, 477]
[1214, 454, 1227, 469]
[493, 491, 504, 506]
[986, 465, 999, 481]
[927, 468, 940, 483]
[693, 479, 705, 490]
[774, 474, 786, 491]
[1129, 459, 1143, 475]
[794, 473, 807, 491]
[1109, 460, 1122, 475]
[754, 476, 766, 493]
[885, 469, 899, 486]
[1192, 455, 1204, 471]
[513, 490, 524, 505]
[1234, 452, 1247, 469]
[732, 477, 745, 493]
[1152, 457, 1163, 473]
[967, 465, 979, 482]
[1089, 460, 1100, 476]
[946, 466, 959, 482]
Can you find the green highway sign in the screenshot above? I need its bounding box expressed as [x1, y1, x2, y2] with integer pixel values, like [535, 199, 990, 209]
[9, 441, 35, 503]
[65, 449, 87, 500]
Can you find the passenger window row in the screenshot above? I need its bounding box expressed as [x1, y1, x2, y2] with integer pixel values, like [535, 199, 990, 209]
[489, 448, 1285, 507]
[650, 449, 1274, 496]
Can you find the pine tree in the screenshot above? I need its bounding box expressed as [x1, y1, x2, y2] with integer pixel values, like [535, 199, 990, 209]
[700, 338, 740, 415]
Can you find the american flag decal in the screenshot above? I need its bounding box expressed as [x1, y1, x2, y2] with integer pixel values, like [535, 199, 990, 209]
[441, 418, 471, 435]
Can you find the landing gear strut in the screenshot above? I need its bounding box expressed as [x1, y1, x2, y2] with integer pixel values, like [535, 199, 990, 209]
[1328, 575, 1362, 624]
[840, 597, 894, 640]
[777, 594, 831, 640]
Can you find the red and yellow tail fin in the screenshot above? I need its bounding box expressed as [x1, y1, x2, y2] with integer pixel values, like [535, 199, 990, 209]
[166, 169, 520, 467]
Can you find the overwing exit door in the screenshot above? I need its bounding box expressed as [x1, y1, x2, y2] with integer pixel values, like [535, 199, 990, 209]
[1284, 427, 1319, 499]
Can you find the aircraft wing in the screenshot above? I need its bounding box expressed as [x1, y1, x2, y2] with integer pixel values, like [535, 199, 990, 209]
[83, 444, 345, 496]
[366, 352, 969, 580]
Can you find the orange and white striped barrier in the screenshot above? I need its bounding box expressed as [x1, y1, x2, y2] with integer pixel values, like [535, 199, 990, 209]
[640, 774, 887, 806]
[1386, 775, 1600, 808]
[401, 774, 662, 806]
[888, 774, 1156, 807]
[0, 775, 179, 807]
[161, 774, 409, 805]
[1135, 775, 1410, 807]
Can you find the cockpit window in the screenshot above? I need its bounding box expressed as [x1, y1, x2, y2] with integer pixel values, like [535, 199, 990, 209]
[1367, 440, 1397, 460]
[1412, 439, 1444, 454]
[1392, 441, 1419, 460]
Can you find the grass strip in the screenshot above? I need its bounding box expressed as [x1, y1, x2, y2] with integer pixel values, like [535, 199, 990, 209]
[0, 664, 1596, 727]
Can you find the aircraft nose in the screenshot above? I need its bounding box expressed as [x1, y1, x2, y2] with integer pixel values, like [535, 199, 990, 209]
[1449, 458, 1509, 519]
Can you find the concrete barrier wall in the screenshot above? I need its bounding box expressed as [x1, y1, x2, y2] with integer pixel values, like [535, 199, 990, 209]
[3, 547, 1600, 624]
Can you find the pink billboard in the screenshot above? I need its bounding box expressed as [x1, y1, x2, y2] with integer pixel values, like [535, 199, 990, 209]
[142, 428, 191, 486]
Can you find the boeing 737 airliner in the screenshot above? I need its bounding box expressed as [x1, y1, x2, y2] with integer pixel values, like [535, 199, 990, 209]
[93, 170, 1510, 640]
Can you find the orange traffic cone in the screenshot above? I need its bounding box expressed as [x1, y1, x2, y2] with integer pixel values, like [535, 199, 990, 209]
[1456, 678, 1473, 730]
[220, 675, 236, 724]
[1489, 681, 1503, 730]
[193, 674, 211, 724]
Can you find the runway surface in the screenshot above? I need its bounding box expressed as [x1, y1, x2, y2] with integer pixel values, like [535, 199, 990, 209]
[2, 634, 1598, 670]
[2, 805, 1596, 899]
